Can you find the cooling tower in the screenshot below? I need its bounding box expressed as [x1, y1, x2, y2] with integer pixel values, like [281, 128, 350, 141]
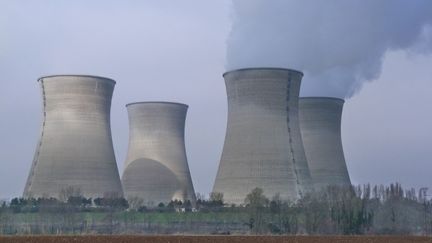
[213, 68, 313, 205]
[23, 75, 123, 199]
[122, 102, 196, 206]
[299, 97, 351, 190]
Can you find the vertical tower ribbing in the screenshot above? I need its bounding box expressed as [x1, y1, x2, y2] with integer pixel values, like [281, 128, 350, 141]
[299, 97, 351, 190]
[24, 75, 123, 199]
[122, 102, 196, 206]
[213, 68, 313, 204]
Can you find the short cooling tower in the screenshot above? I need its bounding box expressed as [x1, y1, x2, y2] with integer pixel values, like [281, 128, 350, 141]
[299, 97, 351, 190]
[122, 102, 196, 206]
[23, 75, 123, 199]
[213, 68, 313, 205]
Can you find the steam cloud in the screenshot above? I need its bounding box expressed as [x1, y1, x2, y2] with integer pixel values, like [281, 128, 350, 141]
[226, 0, 432, 98]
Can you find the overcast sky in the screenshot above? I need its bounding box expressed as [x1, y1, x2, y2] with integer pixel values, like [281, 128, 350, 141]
[0, 1, 431, 199]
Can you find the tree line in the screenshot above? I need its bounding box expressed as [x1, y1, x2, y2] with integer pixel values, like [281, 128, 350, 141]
[240, 184, 432, 235]
[0, 183, 431, 235]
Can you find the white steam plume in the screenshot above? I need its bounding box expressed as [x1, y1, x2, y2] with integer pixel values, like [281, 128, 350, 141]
[226, 0, 432, 98]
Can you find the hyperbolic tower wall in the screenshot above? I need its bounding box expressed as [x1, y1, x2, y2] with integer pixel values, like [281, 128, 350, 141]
[213, 68, 313, 205]
[299, 97, 351, 190]
[23, 75, 123, 199]
[122, 102, 196, 206]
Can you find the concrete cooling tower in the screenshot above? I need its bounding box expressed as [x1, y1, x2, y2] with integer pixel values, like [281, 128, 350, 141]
[23, 75, 123, 199]
[299, 97, 351, 190]
[122, 102, 196, 206]
[213, 68, 313, 205]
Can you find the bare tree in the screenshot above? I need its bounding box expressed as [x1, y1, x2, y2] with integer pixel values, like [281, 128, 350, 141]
[210, 192, 224, 205]
[59, 186, 82, 202]
[196, 192, 206, 201]
[244, 188, 269, 234]
[127, 197, 144, 211]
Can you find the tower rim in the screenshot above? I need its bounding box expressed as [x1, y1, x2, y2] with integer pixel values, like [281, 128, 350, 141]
[300, 96, 345, 103]
[126, 101, 188, 108]
[223, 67, 304, 77]
[37, 75, 116, 84]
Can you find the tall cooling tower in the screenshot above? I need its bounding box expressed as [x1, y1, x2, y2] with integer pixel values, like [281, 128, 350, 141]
[299, 97, 351, 190]
[122, 102, 196, 206]
[213, 68, 313, 205]
[23, 75, 123, 199]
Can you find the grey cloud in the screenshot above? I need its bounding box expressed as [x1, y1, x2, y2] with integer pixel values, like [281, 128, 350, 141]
[226, 0, 432, 98]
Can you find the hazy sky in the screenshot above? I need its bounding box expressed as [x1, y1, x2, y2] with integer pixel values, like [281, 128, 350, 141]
[0, 1, 431, 199]
[227, 0, 432, 98]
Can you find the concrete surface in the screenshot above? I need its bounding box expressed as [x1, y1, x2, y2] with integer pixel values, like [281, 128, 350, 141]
[213, 68, 313, 204]
[23, 75, 123, 199]
[122, 102, 196, 206]
[299, 97, 351, 190]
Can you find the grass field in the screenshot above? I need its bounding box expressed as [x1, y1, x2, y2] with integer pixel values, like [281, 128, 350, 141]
[0, 236, 432, 243]
[10, 211, 248, 223]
